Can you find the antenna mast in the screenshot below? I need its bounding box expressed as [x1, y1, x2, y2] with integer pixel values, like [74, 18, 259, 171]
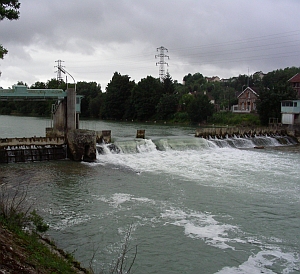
[155, 46, 169, 82]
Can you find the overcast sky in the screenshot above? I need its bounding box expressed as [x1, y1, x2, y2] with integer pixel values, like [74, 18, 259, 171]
[1, 0, 300, 90]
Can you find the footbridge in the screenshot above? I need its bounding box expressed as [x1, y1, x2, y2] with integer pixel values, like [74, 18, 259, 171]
[0, 85, 67, 101]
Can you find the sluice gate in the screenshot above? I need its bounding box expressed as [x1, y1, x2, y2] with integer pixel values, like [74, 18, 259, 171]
[0, 137, 66, 163]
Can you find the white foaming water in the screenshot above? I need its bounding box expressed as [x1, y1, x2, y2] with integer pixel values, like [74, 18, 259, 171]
[216, 249, 299, 274]
[96, 192, 243, 250]
[93, 191, 300, 274]
[136, 138, 157, 153]
[96, 193, 155, 208]
[161, 208, 243, 250]
[96, 139, 300, 201]
[47, 207, 91, 231]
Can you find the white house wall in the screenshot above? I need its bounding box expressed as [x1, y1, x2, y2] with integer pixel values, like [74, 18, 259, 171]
[282, 113, 294, 125]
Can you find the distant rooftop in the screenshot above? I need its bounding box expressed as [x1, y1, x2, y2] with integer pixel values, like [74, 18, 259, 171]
[288, 73, 300, 83]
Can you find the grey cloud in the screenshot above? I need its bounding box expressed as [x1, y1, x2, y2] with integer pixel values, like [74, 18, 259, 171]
[1, 0, 300, 88]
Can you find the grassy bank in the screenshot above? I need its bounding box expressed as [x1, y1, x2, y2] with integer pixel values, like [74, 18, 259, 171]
[0, 183, 89, 273]
[145, 112, 260, 127]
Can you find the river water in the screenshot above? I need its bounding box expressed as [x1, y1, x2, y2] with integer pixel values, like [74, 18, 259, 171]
[1, 115, 300, 273]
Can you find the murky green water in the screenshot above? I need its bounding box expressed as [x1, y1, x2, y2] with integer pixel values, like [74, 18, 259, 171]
[1, 115, 299, 273]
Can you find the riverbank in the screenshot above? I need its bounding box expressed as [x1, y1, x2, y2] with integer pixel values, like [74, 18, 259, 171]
[0, 222, 89, 273]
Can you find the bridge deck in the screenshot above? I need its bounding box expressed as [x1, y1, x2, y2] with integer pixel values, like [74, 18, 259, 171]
[0, 85, 67, 101]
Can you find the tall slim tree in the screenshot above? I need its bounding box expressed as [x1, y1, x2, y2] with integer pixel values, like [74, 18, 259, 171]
[0, 0, 21, 59]
[102, 72, 135, 120]
[130, 76, 163, 121]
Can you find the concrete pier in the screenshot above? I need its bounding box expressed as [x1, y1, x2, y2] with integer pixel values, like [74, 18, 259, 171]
[67, 129, 97, 162]
[136, 130, 145, 138]
[97, 130, 112, 144]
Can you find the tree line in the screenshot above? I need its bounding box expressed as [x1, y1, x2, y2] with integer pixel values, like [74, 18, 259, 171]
[1, 67, 300, 126]
[0, 72, 214, 124]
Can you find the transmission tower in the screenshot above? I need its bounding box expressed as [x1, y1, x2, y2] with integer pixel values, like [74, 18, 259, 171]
[155, 46, 169, 82]
[54, 60, 65, 81]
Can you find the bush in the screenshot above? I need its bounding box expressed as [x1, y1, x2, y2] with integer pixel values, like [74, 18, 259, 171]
[0, 182, 48, 233]
[172, 112, 190, 123]
[210, 112, 260, 126]
[0, 182, 31, 229]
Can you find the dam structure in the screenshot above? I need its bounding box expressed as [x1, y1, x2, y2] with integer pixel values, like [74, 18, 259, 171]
[0, 85, 98, 163]
[1, 85, 299, 163]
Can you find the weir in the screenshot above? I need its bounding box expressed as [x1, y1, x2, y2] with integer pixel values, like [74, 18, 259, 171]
[195, 127, 290, 139]
[0, 137, 66, 163]
[2, 96, 299, 165]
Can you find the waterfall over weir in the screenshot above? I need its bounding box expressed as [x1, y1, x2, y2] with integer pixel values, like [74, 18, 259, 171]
[97, 135, 297, 155]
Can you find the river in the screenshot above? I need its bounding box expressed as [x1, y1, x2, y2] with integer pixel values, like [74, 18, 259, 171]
[0, 115, 299, 273]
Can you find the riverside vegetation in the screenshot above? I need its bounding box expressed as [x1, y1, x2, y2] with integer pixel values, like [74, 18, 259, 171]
[0, 182, 89, 273]
[1, 66, 299, 127]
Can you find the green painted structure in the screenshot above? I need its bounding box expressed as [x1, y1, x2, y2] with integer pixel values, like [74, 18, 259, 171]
[0, 85, 97, 163]
[0, 85, 83, 112]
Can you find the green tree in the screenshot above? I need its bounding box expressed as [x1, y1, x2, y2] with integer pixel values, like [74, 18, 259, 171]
[130, 76, 163, 121]
[30, 79, 65, 116]
[162, 72, 175, 94]
[102, 72, 135, 120]
[257, 67, 300, 125]
[183, 72, 205, 91]
[187, 94, 214, 123]
[0, 44, 8, 59]
[262, 67, 300, 90]
[89, 93, 104, 118]
[46, 78, 66, 89]
[76, 81, 102, 117]
[179, 93, 194, 112]
[156, 94, 179, 120]
[257, 86, 296, 125]
[0, 0, 21, 59]
[30, 81, 47, 89]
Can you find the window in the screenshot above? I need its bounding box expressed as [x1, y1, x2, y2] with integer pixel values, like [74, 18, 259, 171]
[282, 101, 294, 107]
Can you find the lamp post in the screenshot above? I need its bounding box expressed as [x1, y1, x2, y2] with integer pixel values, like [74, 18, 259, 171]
[58, 67, 77, 130]
[58, 67, 76, 91]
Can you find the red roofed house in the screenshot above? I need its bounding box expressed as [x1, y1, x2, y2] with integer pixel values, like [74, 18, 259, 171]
[288, 73, 300, 98]
[233, 87, 259, 113]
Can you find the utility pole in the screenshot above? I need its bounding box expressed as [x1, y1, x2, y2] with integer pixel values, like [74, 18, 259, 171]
[155, 46, 169, 82]
[54, 60, 65, 82]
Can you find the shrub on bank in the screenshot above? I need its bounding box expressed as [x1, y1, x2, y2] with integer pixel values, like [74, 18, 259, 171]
[210, 112, 260, 127]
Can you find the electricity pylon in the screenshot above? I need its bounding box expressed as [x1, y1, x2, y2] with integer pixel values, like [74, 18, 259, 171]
[54, 60, 65, 82]
[155, 46, 169, 82]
